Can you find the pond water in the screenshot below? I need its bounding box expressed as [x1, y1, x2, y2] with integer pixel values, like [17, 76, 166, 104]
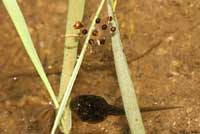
[0, 0, 199, 134]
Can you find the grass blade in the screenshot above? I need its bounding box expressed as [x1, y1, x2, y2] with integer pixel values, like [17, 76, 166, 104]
[107, 0, 146, 134]
[2, 0, 59, 108]
[58, 0, 85, 133]
[51, 0, 106, 133]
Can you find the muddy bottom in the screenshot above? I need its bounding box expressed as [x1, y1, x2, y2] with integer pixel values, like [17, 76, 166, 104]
[0, 0, 200, 134]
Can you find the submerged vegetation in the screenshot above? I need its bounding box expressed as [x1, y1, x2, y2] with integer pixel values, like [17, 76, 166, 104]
[2, 0, 145, 133]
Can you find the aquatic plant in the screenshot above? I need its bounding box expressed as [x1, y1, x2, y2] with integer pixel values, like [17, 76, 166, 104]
[51, 0, 106, 133]
[57, 0, 85, 133]
[107, 0, 145, 133]
[2, 0, 145, 134]
[2, 0, 83, 133]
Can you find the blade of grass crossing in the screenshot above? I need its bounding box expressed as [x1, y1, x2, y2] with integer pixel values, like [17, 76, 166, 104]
[107, 0, 146, 134]
[58, 0, 85, 133]
[51, 0, 106, 133]
[58, 0, 85, 102]
[2, 0, 59, 108]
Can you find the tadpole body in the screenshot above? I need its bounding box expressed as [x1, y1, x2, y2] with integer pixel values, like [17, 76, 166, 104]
[70, 95, 124, 123]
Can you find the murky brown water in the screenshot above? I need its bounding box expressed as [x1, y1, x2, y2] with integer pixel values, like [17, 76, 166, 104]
[1, 0, 200, 134]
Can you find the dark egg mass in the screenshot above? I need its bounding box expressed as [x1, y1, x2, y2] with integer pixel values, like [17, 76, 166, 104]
[70, 95, 124, 123]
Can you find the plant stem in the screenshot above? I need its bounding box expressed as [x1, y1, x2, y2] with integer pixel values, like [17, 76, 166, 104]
[58, 0, 85, 133]
[51, 0, 106, 133]
[2, 0, 59, 108]
[107, 0, 146, 134]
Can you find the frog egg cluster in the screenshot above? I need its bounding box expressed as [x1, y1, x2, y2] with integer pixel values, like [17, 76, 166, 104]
[73, 16, 116, 46]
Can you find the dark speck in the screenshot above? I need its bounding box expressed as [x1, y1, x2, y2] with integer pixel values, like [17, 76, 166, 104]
[96, 18, 101, 24]
[92, 30, 98, 36]
[88, 39, 95, 45]
[102, 24, 108, 30]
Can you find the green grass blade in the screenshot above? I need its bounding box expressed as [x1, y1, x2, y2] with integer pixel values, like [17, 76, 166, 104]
[107, 1, 146, 134]
[58, 0, 85, 133]
[2, 0, 59, 108]
[58, 0, 85, 105]
[51, 0, 106, 133]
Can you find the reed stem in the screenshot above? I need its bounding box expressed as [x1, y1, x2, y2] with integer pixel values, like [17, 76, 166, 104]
[106, 0, 146, 133]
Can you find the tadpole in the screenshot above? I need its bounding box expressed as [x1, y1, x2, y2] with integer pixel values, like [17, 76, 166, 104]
[70, 95, 182, 123]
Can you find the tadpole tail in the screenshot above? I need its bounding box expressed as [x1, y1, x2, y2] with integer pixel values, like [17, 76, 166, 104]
[140, 106, 183, 112]
[107, 105, 183, 115]
[107, 105, 183, 116]
[107, 105, 125, 115]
